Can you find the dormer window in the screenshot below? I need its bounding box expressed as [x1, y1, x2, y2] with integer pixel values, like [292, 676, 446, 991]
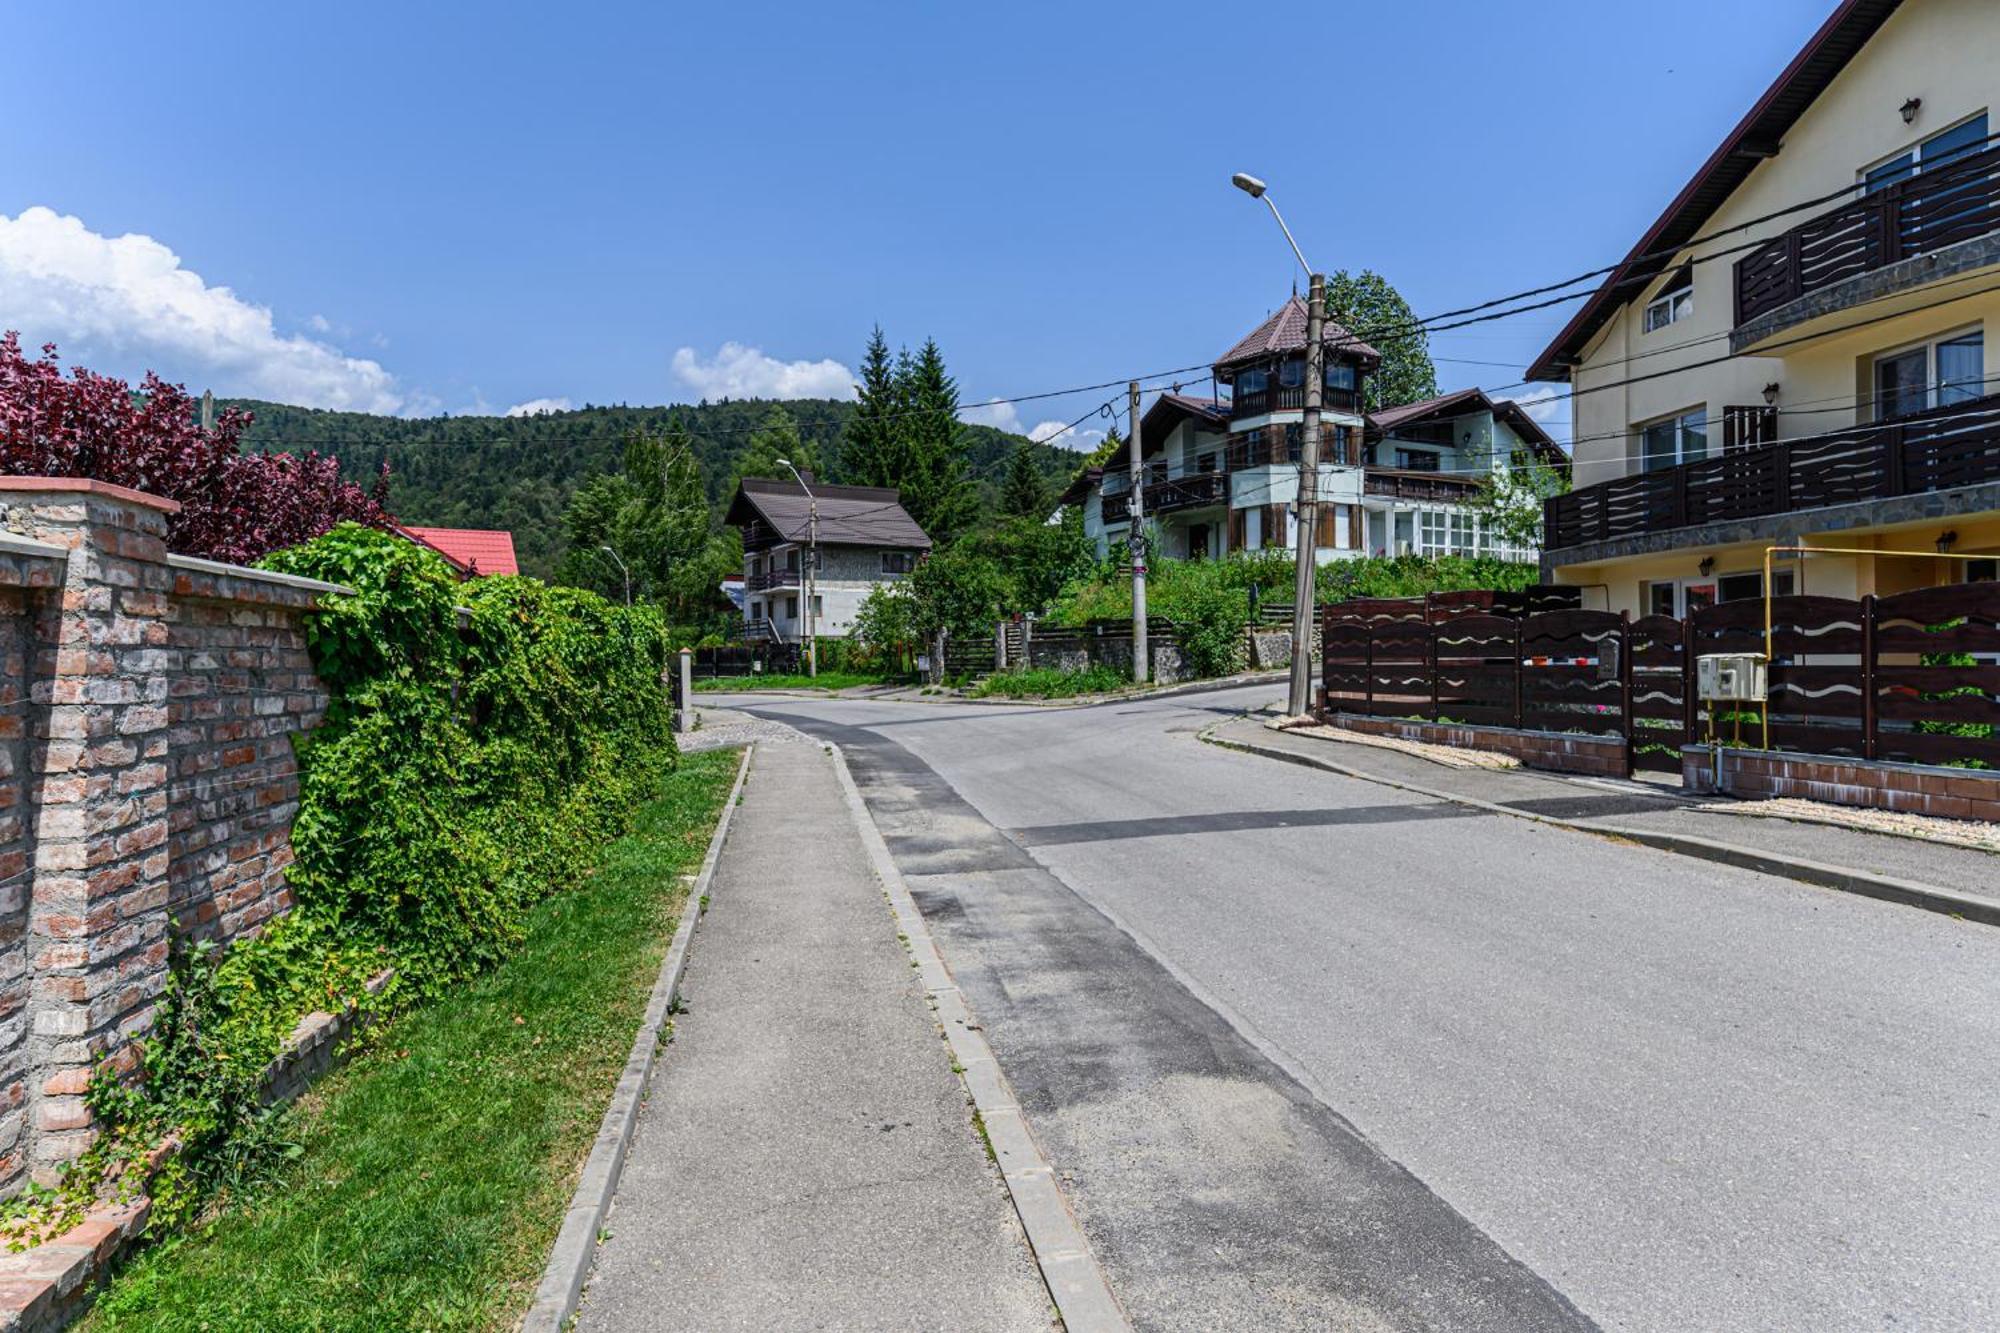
[1643, 265, 1693, 333]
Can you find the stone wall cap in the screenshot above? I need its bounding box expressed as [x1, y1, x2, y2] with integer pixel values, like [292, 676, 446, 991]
[0, 530, 71, 560]
[166, 553, 354, 597]
[0, 476, 182, 513]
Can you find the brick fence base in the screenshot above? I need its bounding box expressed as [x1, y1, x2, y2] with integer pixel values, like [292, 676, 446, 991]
[1683, 745, 2000, 822]
[1327, 713, 1630, 778]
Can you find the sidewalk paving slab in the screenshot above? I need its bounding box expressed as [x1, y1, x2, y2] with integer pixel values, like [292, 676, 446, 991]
[1216, 718, 2000, 907]
[575, 741, 1053, 1332]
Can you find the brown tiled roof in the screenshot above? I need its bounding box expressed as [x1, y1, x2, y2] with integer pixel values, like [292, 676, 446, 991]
[1367, 388, 1566, 466]
[1526, 0, 1903, 381]
[1214, 296, 1381, 369]
[724, 477, 932, 549]
[1057, 466, 1102, 507]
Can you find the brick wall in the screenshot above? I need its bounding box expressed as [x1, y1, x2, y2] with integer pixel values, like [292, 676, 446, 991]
[1682, 745, 2000, 822]
[0, 480, 346, 1191]
[1328, 713, 1630, 779]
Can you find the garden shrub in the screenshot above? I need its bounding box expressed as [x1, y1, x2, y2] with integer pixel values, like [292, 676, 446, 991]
[37, 524, 677, 1230]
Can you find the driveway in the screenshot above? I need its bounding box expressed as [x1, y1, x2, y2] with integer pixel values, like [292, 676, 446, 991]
[722, 684, 2000, 1332]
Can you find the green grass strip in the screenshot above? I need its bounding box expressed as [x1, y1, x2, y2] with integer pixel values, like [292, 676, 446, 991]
[81, 748, 742, 1332]
[692, 670, 899, 692]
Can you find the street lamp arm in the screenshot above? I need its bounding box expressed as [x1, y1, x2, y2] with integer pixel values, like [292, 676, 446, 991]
[1261, 195, 1313, 278]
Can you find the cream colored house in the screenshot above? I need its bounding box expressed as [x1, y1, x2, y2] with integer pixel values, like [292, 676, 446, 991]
[1529, 0, 2000, 617]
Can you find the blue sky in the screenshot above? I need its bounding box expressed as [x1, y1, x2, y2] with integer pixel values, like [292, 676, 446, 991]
[0, 0, 1843, 450]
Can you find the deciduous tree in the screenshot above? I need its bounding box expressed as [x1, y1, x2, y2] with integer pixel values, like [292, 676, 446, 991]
[1324, 270, 1437, 412]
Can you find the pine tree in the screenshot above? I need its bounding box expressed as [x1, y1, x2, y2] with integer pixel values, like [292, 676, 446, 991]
[839, 326, 902, 487]
[898, 338, 976, 542]
[1000, 440, 1050, 519]
[730, 404, 820, 495]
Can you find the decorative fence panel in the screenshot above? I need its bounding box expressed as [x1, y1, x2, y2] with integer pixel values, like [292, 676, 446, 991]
[1319, 582, 2000, 779]
[1628, 614, 1691, 773]
[1871, 582, 2000, 768]
[1518, 609, 1627, 738]
[1431, 614, 1520, 728]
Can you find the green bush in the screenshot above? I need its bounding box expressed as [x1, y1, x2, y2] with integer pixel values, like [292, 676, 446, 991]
[971, 665, 1130, 698]
[43, 524, 678, 1231]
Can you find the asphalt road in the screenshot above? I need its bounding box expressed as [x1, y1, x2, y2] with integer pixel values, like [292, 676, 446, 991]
[730, 684, 2000, 1333]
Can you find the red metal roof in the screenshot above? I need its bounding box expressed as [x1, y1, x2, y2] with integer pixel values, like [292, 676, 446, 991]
[399, 526, 521, 576]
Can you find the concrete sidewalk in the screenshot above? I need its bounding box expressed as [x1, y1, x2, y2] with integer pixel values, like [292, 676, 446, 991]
[576, 742, 1053, 1331]
[1214, 716, 2000, 909]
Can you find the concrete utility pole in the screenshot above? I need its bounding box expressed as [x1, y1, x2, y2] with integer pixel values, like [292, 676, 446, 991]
[200, 389, 214, 432]
[1289, 272, 1325, 717]
[777, 459, 818, 677]
[1127, 379, 1148, 685]
[1231, 172, 1322, 717]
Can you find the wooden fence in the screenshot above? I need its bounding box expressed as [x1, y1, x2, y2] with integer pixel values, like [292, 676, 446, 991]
[1321, 582, 2000, 775]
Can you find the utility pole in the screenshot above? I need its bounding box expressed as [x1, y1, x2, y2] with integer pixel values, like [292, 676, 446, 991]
[1127, 379, 1148, 685]
[804, 489, 819, 678]
[1287, 272, 1325, 717]
[200, 389, 214, 433]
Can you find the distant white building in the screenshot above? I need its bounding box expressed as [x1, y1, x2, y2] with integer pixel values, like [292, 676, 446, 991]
[1060, 297, 1562, 563]
[724, 476, 932, 642]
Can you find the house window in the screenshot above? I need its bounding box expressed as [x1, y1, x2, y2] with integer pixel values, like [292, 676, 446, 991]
[1964, 558, 1997, 582]
[1873, 329, 1985, 419]
[1863, 111, 1989, 193]
[881, 551, 915, 574]
[1279, 359, 1304, 388]
[1639, 408, 1708, 472]
[1237, 367, 1267, 396]
[1324, 362, 1356, 392]
[1642, 267, 1694, 333]
[1395, 449, 1441, 472]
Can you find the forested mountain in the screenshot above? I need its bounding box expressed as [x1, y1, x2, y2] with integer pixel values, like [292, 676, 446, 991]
[227, 398, 1077, 578]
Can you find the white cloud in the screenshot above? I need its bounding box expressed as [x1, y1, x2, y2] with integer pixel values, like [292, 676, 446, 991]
[505, 396, 574, 417]
[1030, 419, 1105, 454]
[1505, 385, 1564, 423]
[0, 206, 407, 414]
[670, 341, 855, 401]
[963, 398, 1023, 433]
[305, 312, 333, 333]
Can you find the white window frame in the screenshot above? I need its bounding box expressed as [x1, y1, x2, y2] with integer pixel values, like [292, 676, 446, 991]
[1858, 109, 1990, 192]
[1869, 325, 1985, 420]
[1642, 283, 1693, 334]
[1637, 406, 1709, 473]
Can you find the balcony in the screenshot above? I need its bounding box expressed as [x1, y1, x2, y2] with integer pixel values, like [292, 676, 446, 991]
[1734, 140, 2000, 328]
[1100, 469, 1228, 523]
[1228, 384, 1362, 418]
[1151, 471, 1228, 512]
[1363, 468, 1485, 505]
[1544, 393, 2000, 552]
[745, 568, 801, 592]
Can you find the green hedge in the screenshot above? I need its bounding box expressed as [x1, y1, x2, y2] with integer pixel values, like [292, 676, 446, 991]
[24, 525, 678, 1234]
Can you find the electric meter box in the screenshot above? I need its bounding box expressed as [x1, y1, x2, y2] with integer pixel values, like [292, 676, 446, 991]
[1696, 653, 1768, 702]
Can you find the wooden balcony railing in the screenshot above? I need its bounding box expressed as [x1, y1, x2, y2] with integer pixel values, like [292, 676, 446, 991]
[1544, 393, 2000, 551]
[1150, 471, 1228, 512]
[1363, 468, 1485, 504]
[1227, 384, 1362, 418]
[1735, 139, 2000, 325]
[745, 568, 801, 592]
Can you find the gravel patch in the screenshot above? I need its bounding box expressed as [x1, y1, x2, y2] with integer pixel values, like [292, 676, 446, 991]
[676, 707, 813, 753]
[1698, 795, 2000, 855]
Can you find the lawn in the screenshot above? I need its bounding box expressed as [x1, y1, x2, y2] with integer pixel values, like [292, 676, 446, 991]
[81, 747, 742, 1333]
[969, 665, 1134, 699]
[692, 670, 900, 692]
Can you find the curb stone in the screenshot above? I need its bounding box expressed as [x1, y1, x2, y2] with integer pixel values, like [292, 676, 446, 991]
[1202, 724, 2000, 929]
[825, 743, 1132, 1333]
[522, 744, 754, 1332]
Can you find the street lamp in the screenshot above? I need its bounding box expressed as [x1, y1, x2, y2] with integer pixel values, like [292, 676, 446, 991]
[1233, 171, 1325, 718]
[598, 545, 631, 606]
[775, 458, 818, 678]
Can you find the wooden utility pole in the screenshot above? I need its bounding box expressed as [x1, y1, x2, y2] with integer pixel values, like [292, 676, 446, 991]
[1287, 273, 1325, 716]
[1128, 380, 1148, 684]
